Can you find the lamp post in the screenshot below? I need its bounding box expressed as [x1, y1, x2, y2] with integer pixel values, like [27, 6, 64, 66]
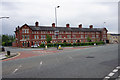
[55, 6, 60, 49]
[55, 6, 60, 27]
[103, 22, 106, 27]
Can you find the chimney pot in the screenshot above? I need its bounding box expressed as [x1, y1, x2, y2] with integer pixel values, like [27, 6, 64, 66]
[35, 22, 39, 27]
[79, 24, 82, 28]
[16, 27, 17, 31]
[52, 23, 55, 27]
[66, 24, 70, 28]
[18, 26, 19, 28]
[89, 25, 93, 28]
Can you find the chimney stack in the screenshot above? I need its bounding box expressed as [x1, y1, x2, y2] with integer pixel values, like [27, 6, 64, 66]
[89, 25, 93, 28]
[35, 21, 39, 27]
[16, 27, 17, 31]
[79, 24, 82, 28]
[52, 23, 55, 27]
[66, 24, 70, 28]
[17, 26, 20, 30]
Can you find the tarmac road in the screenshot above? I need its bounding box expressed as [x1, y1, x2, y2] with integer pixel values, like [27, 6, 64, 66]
[2, 44, 118, 79]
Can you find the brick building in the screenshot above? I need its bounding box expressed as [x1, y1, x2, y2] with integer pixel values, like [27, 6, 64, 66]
[14, 22, 108, 47]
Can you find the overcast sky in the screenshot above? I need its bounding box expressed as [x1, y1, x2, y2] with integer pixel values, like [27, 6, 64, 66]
[0, 0, 119, 35]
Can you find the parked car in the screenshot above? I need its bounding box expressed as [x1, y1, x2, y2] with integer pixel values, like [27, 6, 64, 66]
[31, 44, 39, 48]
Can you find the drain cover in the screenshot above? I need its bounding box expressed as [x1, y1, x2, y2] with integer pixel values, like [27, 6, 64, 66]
[86, 56, 95, 58]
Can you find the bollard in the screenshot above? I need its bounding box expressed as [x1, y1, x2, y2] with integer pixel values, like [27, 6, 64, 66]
[7, 51, 10, 56]
[58, 45, 61, 50]
[45, 45, 47, 49]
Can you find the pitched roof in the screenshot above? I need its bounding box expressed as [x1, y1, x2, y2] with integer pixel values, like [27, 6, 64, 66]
[29, 25, 105, 32]
[110, 34, 120, 36]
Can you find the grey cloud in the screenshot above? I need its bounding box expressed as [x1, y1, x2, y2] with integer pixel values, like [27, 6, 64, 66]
[1, 0, 118, 34]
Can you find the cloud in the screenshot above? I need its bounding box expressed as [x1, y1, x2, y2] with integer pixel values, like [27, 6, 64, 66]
[1, 0, 118, 34]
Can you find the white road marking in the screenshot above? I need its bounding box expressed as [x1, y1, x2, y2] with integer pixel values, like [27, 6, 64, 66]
[116, 66, 120, 69]
[13, 69, 18, 73]
[68, 56, 73, 59]
[105, 76, 110, 79]
[40, 61, 43, 65]
[113, 69, 118, 73]
[12, 65, 22, 74]
[104, 66, 120, 80]
[108, 72, 115, 77]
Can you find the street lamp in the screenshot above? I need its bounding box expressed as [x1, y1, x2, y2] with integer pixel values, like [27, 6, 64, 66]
[55, 6, 60, 27]
[103, 22, 106, 27]
[55, 6, 60, 49]
[0, 17, 9, 19]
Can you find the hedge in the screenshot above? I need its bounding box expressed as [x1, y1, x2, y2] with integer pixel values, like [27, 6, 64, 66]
[39, 41, 105, 48]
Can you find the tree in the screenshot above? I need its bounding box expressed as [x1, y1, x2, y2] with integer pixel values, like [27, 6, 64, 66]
[2, 34, 15, 46]
[46, 34, 52, 43]
[87, 36, 91, 42]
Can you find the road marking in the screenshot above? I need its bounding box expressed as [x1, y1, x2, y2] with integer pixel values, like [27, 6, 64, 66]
[68, 56, 73, 59]
[40, 61, 43, 65]
[103, 66, 120, 80]
[13, 69, 18, 73]
[108, 72, 115, 77]
[105, 76, 110, 79]
[12, 65, 22, 74]
[116, 66, 120, 69]
[113, 69, 118, 73]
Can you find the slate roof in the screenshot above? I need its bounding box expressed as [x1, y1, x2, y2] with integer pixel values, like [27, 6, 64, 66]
[110, 34, 120, 36]
[28, 25, 105, 32]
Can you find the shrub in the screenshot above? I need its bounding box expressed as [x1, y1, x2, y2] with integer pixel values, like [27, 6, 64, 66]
[40, 43, 45, 48]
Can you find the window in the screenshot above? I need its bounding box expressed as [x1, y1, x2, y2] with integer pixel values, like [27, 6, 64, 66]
[25, 30, 26, 33]
[25, 35, 27, 39]
[37, 35, 39, 39]
[96, 35, 99, 38]
[81, 32, 84, 34]
[92, 35, 95, 38]
[81, 35, 84, 39]
[96, 32, 100, 34]
[22, 35, 24, 39]
[41, 35, 43, 39]
[25, 42, 27, 47]
[34, 35, 37, 39]
[91, 32, 95, 34]
[27, 29, 29, 33]
[41, 35, 45, 39]
[52, 35, 56, 39]
[73, 35, 76, 38]
[22, 42, 24, 47]
[103, 31, 106, 34]
[27, 35, 29, 39]
[85, 35, 88, 38]
[59, 35, 62, 38]
[22, 30, 24, 33]
[67, 35, 71, 38]
[103, 35, 106, 38]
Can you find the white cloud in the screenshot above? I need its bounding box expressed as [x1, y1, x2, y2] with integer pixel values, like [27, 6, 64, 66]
[1, 0, 118, 34]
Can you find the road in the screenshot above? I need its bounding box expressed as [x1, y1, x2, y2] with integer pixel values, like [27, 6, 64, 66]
[2, 44, 118, 79]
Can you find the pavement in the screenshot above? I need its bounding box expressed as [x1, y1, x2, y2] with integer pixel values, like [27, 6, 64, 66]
[0, 52, 18, 60]
[2, 44, 119, 79]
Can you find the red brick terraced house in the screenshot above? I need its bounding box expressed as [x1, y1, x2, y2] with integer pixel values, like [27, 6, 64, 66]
[14, 22, 108, 47]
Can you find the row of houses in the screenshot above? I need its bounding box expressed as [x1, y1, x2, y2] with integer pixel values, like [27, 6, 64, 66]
[13, 22, 108, 47]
